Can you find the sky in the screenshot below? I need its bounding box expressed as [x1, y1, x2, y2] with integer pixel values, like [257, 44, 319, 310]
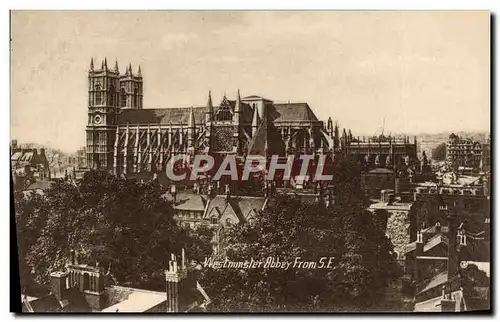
[11, 11, 490, 153]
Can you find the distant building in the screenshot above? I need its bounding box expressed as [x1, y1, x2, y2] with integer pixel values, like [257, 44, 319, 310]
[11, 140, 51, 191]
[362, 168, 395, 198]
[446, 133, 486, 172]
[346, 135, 418, 172]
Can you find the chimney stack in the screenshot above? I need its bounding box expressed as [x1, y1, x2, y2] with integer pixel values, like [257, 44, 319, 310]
[50, 272, 69, 302]
[70, 249, 75, 265]
[165, 251, 187, 312]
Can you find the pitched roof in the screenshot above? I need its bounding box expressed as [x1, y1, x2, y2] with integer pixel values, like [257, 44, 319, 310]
[118, 107, 206, 125]
[273, 103, 318, 122]
[23, 294, 61, 312]
[423, 234, 449, 253]
[247, 120, 286, 156]
[26, 180, 52, 191]
[417, 271, 448, 295]
[233, 196, 267, 220]
[203, 195, 267, 223]
[413, 295, 442, 312]
[172, 193, 206, 212]
[102, 288, 166, 312]
[11, 151, 22, 161]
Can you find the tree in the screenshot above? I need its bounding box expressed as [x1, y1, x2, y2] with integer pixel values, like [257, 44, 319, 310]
[14, 191, 49, 293]
[431, 142, 446, 161]
[199, 156, 399, 311]
[17, 170, 208, 291]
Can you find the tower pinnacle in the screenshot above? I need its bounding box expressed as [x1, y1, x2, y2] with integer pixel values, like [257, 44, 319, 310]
[234, 89, 241, 114]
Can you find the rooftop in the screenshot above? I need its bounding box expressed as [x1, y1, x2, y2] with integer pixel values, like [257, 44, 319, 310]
[102, 286, 166, 312]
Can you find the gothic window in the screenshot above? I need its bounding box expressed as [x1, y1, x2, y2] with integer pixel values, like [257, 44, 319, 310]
[120, 87, 127, 107]
[216, 100, 233, 121]
[95, 83, 102, 106]
[109, 84, 115, 106]
[134, 84, 139, 108]
[83, 273, 90, 291]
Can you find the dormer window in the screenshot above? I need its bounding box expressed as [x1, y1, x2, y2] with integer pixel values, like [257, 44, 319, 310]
[210, 217, 218, 225]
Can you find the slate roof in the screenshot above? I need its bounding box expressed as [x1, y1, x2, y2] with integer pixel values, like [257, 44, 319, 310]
[204, 195, 267, 223]
[247, 119, 286, 156]
[25, 180, 52, 191]
[102, 287, 166, 312]
[115, 100, 318, 126]
[273, 103, 318, 122]
[417, 271, 448, 295]
[118, 107, 206, 125]
[368, 168, 395, 174]
[22, 294, 61, 312]
[167, 192, 207, 212]
[413, 295, 442, 312]
[422, 226, 450, 234]
[423, 234, 449, 253]
[11, 149, 49, 168]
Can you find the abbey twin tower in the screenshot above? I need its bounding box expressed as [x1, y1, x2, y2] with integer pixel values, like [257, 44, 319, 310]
[85, 58, 418, 176]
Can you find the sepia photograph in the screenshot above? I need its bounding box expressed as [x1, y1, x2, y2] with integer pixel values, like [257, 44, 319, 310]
[10, 10, 491, 313]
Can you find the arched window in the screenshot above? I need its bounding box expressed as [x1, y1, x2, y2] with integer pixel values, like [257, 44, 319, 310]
[120, 87, 127, 107]
[83, 273, 90, 291]
[109, 84, 115, 106]
[95, 83, 102, 106]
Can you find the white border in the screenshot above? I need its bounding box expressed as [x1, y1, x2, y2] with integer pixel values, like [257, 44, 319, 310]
[2, 1, 497, 321]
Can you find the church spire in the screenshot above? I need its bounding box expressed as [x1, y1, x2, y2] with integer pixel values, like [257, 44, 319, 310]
[234, 89, 241, 126]
[188, 106, 195, 129]
[235, 89, 241, 113]
[90, 57, 94, 71]
[207, 91, 213, 113]
[127, 63, 132, 76]
[114, 59, 119, 73]
[137, 65, 142, 77]
[252, 103, 260, 136]
[205, 91, 214, 123]
[103, 57, 108, 70]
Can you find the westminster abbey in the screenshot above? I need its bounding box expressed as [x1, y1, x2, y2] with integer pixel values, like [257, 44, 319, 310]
[85, 58, 418, 176]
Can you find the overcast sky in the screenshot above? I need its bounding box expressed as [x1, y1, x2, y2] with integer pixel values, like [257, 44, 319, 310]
[11, 11, 490, 153]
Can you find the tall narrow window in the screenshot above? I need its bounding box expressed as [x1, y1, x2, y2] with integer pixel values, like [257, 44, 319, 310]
[120, 87, 127, 107]
[95, 83, 102, 106]
[109, 85, 115, 106]
[134, 84, 139, 108]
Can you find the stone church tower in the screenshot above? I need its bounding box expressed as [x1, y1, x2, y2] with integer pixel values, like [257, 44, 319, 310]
[86, 58, 143, 170]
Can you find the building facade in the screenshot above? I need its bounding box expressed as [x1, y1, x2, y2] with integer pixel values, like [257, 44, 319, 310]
[85, 58, 350, 176]
[446, 133, 484, 171]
